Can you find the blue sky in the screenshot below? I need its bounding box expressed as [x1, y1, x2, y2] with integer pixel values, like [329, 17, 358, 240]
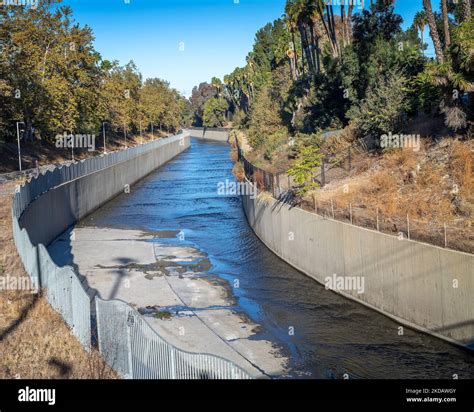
[62, 0, 439, 97]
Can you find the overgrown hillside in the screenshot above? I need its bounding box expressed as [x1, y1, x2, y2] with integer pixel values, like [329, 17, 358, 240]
[213, 0, 473, 251]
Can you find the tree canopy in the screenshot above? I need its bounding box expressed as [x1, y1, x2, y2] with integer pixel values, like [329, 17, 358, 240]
[0, 0, 187, 144]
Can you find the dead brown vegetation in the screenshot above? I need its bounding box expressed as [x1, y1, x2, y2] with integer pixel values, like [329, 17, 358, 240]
[0, 181, 117, 379]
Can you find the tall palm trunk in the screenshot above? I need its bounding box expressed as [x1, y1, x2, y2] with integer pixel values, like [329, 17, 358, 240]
[327, 5, 340, 57]
[309, 22, 320, 74]
[346, 3, 354, 45]
[441, 0, 451, 49]
[423, 0, 444, 63]
[290, 29, 299, 78]
[288, 53, 296, 80]
[299, 23, 314, 75]
[462, 0, 471, 21]
[315, 35, 320, 74]
[341, 4, 346, 48]
[421, 27, 425, 57]
[316, 3, 338, 58]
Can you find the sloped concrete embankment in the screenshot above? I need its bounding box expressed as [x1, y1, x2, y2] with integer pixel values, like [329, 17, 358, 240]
[186, 127, 229, 142]
[19, 135, 190, 246]
[242, 183, 474, 349]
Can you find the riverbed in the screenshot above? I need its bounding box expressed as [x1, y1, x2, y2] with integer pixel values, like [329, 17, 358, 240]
[50, 138, 474, 379]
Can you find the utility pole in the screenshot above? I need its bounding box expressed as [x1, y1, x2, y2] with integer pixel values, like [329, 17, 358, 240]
[16, 122, 24, 171]
[102, 122, 107, 154]
[71, 131, 74, 161]
[124, 122, 127, 147]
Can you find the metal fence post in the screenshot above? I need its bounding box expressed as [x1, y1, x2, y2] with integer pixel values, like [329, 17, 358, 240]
[407, 214, 410, 240]
[170, 347, 177, 379]
[376, 207, 380, 231]
[126, 312, 134, 379]
[96, 298, 102, 354]
[348, 146, 352, 170]
[444, 222, 447, 248]
[321, 158, 326, 188]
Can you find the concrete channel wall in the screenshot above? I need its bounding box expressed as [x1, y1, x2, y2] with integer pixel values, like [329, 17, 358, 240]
[20, 135, 190, 246]
[242, 183, 474, 349]
[12, 133, 254, 378]
[186, 127, 230, 142]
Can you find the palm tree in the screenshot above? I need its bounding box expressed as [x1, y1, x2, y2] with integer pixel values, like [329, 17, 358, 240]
[462, 0, 471, 21]
[314, 0, 338, 58]
[326, 2, 340, 57]
[285, 0, 301, 78]
[441, 0, 451, 49]
[423, 0, 444, 63]
[298, 0, 319, 76]
[293, 0, 308, 76]
[341, 1, 354, 47]
[211, 77, 223, 97]
[414, 11, 427, 56]
[310, 10, 324, 74]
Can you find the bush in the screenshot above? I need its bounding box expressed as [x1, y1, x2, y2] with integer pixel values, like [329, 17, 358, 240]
[248, 88, 284, 149]
[348, 69, 409, 140]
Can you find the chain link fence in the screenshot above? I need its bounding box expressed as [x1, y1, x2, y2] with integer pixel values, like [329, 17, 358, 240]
[11, 133, 253, 379]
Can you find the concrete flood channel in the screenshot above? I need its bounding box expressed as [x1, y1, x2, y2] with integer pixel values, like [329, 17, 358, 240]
[48, 138, 474, 379]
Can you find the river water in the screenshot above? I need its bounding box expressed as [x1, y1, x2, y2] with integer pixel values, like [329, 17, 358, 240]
[82, 138, 474, 379]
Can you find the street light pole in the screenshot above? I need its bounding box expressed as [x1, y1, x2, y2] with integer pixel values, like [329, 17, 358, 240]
[71, 131, 74, 161]
[102, 122, 107, 154]
[16, 122, 24, 171]
[124, 122, 127, 147]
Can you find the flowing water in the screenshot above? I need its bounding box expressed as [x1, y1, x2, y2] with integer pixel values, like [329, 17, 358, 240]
[81, 138, 474, 379]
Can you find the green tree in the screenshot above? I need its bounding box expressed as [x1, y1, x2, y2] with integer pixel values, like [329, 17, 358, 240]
[248, 87, 284, 149]
[202, 97, 228, 127]
[287, 144, 322, 196]
[0, 1, 103, 141]
[348, 70, 410, 139]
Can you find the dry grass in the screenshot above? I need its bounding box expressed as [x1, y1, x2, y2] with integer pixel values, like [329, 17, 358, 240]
[232, 163, 245, 182]
[324, 125, 356, 155]
[0, 181, 117, 379]
[308, 138, 474, 251]
[316, 139, 474, 223]
[451, 140, 474, 217]
[0, 131, 169, 173]
[257, 190, 274, 205]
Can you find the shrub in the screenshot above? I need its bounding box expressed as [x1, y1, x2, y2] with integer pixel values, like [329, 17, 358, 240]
[348, 70, 409, 140]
